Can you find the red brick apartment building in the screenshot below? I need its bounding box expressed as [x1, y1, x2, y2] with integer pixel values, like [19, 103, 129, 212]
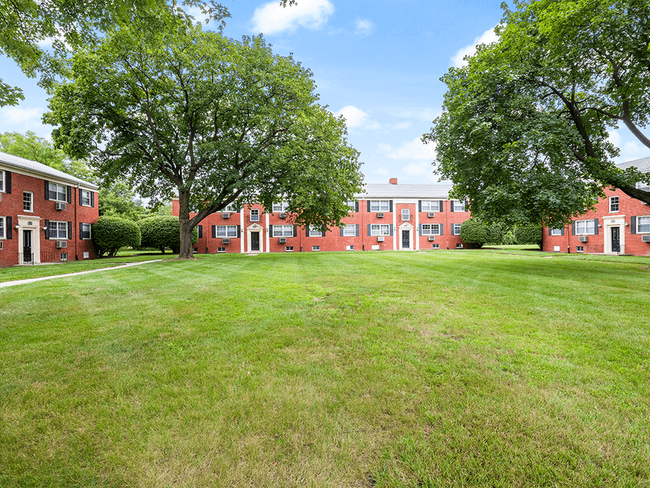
[173, 178, 472, 254]
[543, 157, 650, 256]
[0, 151, 99, 267]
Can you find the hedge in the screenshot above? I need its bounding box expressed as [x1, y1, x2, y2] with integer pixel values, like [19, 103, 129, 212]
[460, 218, 495, 248]
[515, 224, 543, 247]
[92, 216, 141, 257]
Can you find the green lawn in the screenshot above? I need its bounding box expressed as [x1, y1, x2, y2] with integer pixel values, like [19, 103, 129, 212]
[1, 250, 649, 487]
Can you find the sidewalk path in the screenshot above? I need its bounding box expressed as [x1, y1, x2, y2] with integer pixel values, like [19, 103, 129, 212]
[0, 260, 163, 289]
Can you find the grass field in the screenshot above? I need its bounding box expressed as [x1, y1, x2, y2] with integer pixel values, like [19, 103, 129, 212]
[1, 250, 649, 487]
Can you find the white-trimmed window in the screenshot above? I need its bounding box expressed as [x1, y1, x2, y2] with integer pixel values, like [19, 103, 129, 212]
[346, 245, 354, 251]
[80, 223, 92, 240]
[250, 209, 259, 221]
[23, 192, 33, 212]
[273, 225, 294, 237]
[312, 246, 320, 251]
[637, 216, 650, 233]
[456, 243, 463, 249]
[401, 208, 410, 220]
[421, 200, 439, 212]
[453, 200, 465, 212]
[370, 224, 391, 236]
[224, 203, 237, 213]
[80, 190, 91, 206]
[48, 182, 67, 202]
[575, 220, 595, 235]
[370, 200, 390, 212]
[551, 228, 563, 236]
[432, 243, 440, 249]
[347, 201, 357, 211]
[272, 201, 290, 213]
[0, 216, 5, 239]
[309, 225, 324, 237]
[285, 246, 294, 252]
[216, 225, 238, 237]
[0, 171, 4, 192]
[609, 196, 619, 213]
[217, 247, 226, 253]
[452, 223, 462, 235]
[342, 224, 356, 237]
[48, 221, 68, 239]
[421, 224, 440, 236]
[576, 246, 584, 252]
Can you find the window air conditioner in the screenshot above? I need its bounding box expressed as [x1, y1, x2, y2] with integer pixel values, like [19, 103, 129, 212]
[279, 237, 286, 244]
[578, 236, 588, 243]
[222, 212, 230, 219]
[427, 212, 435, 218]
[55, 202, 66, 211]
[377, 212, 384, 218]
[222, 238, 230, 244]
[642, 235, 650, 243]
[56, 240, 67, 248]
[377, 236, 385, 242]
[279, 213, 287, 219]
[428, 235, 435, 241]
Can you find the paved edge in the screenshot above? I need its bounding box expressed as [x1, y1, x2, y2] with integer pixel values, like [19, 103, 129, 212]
[0, 260, 163, 289]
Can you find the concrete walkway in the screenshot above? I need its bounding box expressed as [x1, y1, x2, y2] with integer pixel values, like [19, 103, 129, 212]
[0, 260, 162, 289]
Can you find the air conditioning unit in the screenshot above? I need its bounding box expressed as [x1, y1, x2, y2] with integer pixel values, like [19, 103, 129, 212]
[56, 240, 67, 248]
[427, 212, 435, 218]
[642, 235, 650, 243]
[428, 236, 435, 241]
[377, 212, 384, 218]
[279, 213, 287, 219]
[279, 237, 286, 244]
[222, 238, 230, 244]
[377, 236, 385, 242]
[578, 236, 588, 243]
[55, 202, 66, 211]
[222, 212, 230, 219]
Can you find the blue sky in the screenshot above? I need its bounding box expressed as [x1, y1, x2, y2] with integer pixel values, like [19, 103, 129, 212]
[0, 0, 647, 185]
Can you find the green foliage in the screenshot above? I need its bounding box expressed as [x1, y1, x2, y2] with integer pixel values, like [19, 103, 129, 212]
[502, 230, 518, 246]
[46, 25, 362, 259]
[138, 216, 197, 253]
[426, 0, 650, 228]
[515, 224, 542, 247]
[98, 182, 149, 221]
[460, 218, 495, 248]
[91, 216, 141, 257]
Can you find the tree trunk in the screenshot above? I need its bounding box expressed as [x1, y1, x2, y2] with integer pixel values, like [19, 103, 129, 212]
[177, 189, 195, 260]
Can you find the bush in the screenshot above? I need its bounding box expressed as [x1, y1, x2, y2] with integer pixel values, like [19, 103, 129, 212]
[92, 216, 141, 257]
[137, 216, 197, 254]
[515, 224, 542, 247]
[502, 230, 518, 245]
[460, 218, 494, 248]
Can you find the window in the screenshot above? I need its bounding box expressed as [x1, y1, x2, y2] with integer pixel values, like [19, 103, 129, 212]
[273, 225, 294, 237]
[312, 246, 320, 251]
[80, 190, 91, 206]
[309, 225, 324, 237]
[48, 221, 68, 239]
[551, 228, 563, 236]
[80, 223, 92, 240]
[401, 208, 410, 220]
[638, 216, 650, 233]
[216, 225, 238, 237]
[285, 246, 294, 252]
[23, 192, 33, 212]
[272, 201, 290, 213]
[609, 196, 619, 213]
[224, 203, 237, 213]
[250, 209, 259, 221]
[421, 224, 440, 236]
[0, 216, 5, 239]
[576, 246, 584, 252]
[370, 200, 390, 212]
[60, 253, 68, 261]
[342, 224, 356, 237]
[432, 244, 440, 249]
[217, 247, 226, 253]
[370, 224, 390, 236]
[452, 223, 461, 235]
[347, 201, 357, 211]
[346, 245, 354, 251]
[456, 243, 463, 249]
[421, 200, 439, 212]
[575, 220, 595, 235]
[453, 200, 465, 212]
[48, 182, 67, 202]
[0, 171, 4, 192]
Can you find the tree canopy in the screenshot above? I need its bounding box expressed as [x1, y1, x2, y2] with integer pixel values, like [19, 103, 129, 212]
[45, 24, 363, 259]
[426, 0, 650, 227]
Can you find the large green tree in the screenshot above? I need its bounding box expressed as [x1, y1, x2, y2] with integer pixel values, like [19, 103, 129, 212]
[45, 25, 362, 259]
[426, 0, 650, 227]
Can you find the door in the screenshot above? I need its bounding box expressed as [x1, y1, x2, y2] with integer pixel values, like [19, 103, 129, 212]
[23, 230, 32, 263]
[611, 226, 620, 253]
[402, 230, 410, 249]
[251, 231, 260, 251]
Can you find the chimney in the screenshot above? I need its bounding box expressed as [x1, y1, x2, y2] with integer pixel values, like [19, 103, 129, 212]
[389, 178, 397, 185]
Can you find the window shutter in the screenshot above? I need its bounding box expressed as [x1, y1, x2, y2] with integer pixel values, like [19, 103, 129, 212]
[450, 202, 455, 213]
[306, 228, 310, 237]
[5, 171, 10, 193]
[355, 201, 359, 212]
[418, 200, 422, 212]
[322, 229, 327, 237]
[440, 224, 444, 235]
[6, 217, 12, 239]
[419, 224, 422, 234]
[212, 225, 216, 238]
[594, 219, 599, 235]
[561, 229, 565, 236]
[45, 180, 49, 200]
[80, 222, 84, 238]
[439, 200, 444, 212]
[67, 186, 72, 204]
[389, 200, 393, 212]
[631, 216, 636, 234]
[68, 221, 72, 240]
[355, 224, 359, 236]
[44, 220, 50, 239]
[571, 222, 575, 235]
[548, 228, 552, 236]
[390, 224, 393, 236]
[198, 225, 203, 238]
[367, 224, 371, 236]
[237, 226, 241, 238]
[293, 226, 297, 238]
[91, 192, 95, 208]
[367, 201, 370, 212]
[465, 200, 469, 209]
[79, 188, 83, 202]
[340, 227, 344, 237]
[269, 225, 273, 237]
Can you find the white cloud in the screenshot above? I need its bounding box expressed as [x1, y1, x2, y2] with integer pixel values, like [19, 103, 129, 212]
[393, 108, 439, 122]
[250, 0, 334, 34]
[336, 105, 380, 130]
[355, 19, 374, 35]
[404, 161, 430, 175]
[375, 166, 389, 175]
[0, 106, 43, 126]
[450, 27, 499, 68]
[393, 121, 412, 130]
[379, 137, 437, 161]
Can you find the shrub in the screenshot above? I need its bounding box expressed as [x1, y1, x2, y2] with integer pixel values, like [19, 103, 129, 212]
[515, 224, 542, 247]
[460, 218, 493, 248]
[137, 216, 197, 254]
[502, 230, 518, 245]
[92, 216, 141, 257]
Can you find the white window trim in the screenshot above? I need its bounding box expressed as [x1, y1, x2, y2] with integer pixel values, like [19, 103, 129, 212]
[23, 191, 33, 213]
[370, 200, 390, 212]
[637, 216, 650, 234]
[453, 200, 465, 212]
[309, 225, 324, 237]
[452, 223, 462, 235]
[551, 228, 562, 236]
[80, 190, 92, 207]
[272, 201, 290, 213]
[216, 225, 238, 237]
[223, 203, 237, 213]
[370, 224, 390, 236]
[250, 209, 259, 222]
[421, 224, 440, 236]
[285, 246, 294, 252]
[342, 224, 356, 237]
[48, 221, 68, 240]
[421, 200, 439, 213]
[81, 223, 92, 240]
[401, 209, 410, 221]
[576, 246, 584, 252]
[0, 216, 5, 239]
[575, 220, 595, 235]
[609, 196, 619, 213]
[312, 246, 320, 251]
[347, 201, 357, 211]
[48, 182, 67, 202]
[273, 225, 294, 237]
[0, 170, 5, 193]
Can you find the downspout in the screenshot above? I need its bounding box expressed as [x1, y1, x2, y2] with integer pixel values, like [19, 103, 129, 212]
[75, 184, 79, 261]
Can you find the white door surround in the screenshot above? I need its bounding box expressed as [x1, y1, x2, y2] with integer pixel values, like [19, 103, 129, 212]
[17, 215, 42, 264]
[246, 223, 264, 253]
[398, 222, 414, 250]
[603, 215, 625, 254]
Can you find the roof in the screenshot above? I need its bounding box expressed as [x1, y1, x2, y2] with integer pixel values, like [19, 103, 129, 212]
[617, 156, 650, 173]
[0, 150, 98, 189]
[356, 183, 453, 199]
